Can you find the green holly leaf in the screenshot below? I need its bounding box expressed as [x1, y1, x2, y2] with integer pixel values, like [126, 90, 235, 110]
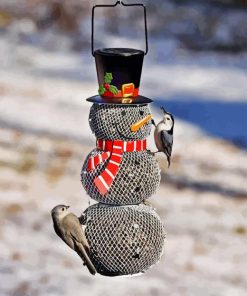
[109, 85, 119, 95]
[98, 85, 106, 95]
[106, 72, 113, 80]
[104, 72, 113, 84]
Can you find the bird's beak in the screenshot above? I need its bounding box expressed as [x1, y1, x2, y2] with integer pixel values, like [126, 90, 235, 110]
[130, 114, 152, 132]
[160, 107, 167, 114]
[66, 205, 70, 209]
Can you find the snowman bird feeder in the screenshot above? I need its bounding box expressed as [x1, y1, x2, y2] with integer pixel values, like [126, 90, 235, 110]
[53, 1, 168, 277]
[81, 1, 166, 277]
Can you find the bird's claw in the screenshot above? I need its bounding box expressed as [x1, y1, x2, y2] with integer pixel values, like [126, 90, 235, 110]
[151, 119, 156, 126]
[143, 199, 152, 207]
[149, 150, 159, 156]
[79, 214, 86, 225]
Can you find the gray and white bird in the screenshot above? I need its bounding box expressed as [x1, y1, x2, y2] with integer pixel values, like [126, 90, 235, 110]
[51, 204, 96, 275]
[152, 107, 174, 167]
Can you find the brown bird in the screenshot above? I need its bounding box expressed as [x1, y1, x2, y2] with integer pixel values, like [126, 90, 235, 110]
[51, 205, 96, 275]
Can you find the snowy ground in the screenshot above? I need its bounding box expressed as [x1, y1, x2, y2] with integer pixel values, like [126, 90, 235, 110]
[0, 34, 247, 296]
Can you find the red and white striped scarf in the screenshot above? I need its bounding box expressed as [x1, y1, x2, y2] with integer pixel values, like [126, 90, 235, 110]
[87, 139, 147, 195]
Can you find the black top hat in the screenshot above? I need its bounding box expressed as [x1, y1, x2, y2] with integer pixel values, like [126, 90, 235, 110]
[86, 48, 152, 105]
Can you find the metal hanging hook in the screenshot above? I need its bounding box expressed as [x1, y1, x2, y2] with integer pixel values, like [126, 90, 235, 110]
[91, 1, 148, 56]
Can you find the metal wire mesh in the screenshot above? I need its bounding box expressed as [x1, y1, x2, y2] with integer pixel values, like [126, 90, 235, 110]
[81, 203, 165, 276]
[81, 150, 160, 205]
[89, 103, 152, 140]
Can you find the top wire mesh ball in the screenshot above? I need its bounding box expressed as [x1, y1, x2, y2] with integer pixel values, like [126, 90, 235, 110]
[89, 103, 152, 141]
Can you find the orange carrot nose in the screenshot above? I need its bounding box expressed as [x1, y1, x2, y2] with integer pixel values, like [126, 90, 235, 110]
[130, 114, 152, 132]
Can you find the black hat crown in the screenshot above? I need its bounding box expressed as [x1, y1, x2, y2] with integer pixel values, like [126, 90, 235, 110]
[95, 48, 144, 100]
[87, 2, 151, 105]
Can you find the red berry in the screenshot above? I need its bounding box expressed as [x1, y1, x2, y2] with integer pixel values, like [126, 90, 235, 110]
[104, 83, 110, 90]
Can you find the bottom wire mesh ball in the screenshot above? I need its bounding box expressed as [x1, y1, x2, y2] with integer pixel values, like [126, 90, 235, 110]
[81, 203, 165, 277]
[81, 150, 160, 205]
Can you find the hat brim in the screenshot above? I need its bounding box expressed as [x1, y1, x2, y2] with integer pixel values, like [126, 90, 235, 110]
[86, 95, 153, 105]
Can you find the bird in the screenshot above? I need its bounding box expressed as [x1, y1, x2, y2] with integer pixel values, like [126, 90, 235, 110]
[51, 204, 96, 275]
[152, 107, 174, 167]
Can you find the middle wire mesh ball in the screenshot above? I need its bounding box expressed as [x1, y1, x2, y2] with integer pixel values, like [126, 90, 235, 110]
[81, 149, 160, 205]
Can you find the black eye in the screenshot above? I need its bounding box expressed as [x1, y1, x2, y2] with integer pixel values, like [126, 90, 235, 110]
[167, 118, 170, 120]
[121, 110, 126, 116]
[135, 186, 140, 192]
[62, 208, 64, 211]
[139, 110, 144, 116]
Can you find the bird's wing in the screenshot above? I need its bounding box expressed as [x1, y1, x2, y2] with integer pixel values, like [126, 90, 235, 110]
[160, 130, 173, 157]
[53, 220, 75, 249]
[62, 214, 96, 275]
[62, 214, 90, 249]
[62, 233, 75, 250]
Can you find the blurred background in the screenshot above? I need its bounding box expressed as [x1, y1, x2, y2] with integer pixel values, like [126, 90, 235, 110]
[0, 0, 247, 295]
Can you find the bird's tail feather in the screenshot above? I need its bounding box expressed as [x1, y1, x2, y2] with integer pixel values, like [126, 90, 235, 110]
[75, 242, 97, 275]
[167, 156, 171, 168]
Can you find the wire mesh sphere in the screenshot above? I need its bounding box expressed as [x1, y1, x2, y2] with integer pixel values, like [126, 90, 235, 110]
[89, 103, 152, 141]
[81, 203, 165, 276]
[81, 150, 160, 205]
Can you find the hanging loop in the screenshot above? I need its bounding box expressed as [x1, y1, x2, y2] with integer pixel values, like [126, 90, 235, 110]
[91, 1, 148, 56]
